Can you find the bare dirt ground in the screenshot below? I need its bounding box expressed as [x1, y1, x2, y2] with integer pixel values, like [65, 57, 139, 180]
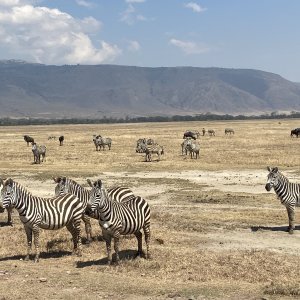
[1, 120, 300, 300]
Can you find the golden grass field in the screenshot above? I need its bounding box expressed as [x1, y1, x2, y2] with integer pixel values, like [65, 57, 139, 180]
[1, 119, 300, 300]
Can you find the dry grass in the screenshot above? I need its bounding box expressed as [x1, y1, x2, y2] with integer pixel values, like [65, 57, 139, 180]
[0, 119, 300, 299]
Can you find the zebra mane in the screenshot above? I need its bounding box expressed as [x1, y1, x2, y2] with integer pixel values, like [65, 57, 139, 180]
[67, 178, 87, 190]
[10, 181, 33, 196]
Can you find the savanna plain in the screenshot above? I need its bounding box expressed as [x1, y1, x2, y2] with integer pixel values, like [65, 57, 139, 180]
[1, 119, 300, 300]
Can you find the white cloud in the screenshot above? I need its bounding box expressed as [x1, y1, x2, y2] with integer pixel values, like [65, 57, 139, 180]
[120, 2, 147, 25]
[125, 0, 145, 3]
[184, 2, 206, 13]
[127, 40, 140, 52]
[75, 0, 93, 8]
[170, 38, 209, 54]
[0, 3, 121, 64]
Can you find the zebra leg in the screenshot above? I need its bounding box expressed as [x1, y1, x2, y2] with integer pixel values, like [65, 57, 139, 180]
[24, 225, 33, 261]
[7, 208, 12, 226]
[113, 234, 120, 264]
[134, 231, 143, 257]
[66, 221, 82, 256]
[32, 225, 40, 262]
[286, 207, 295, 234]
[82, 213, 92, 244]
[103, 230, 113, 265]
[143, 225, 151, 259]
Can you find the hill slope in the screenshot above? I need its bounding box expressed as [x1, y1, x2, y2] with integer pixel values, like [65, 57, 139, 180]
[0, 60, 300, 118]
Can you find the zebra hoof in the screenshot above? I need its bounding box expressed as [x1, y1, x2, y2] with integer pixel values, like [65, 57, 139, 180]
[289, 229, 294, 234]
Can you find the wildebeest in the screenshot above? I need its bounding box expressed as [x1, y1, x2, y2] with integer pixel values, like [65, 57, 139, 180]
[183, 130, 200, 140]
[59, 135, 64, 146]
[291, 128, 300, 138]
[23, 135, 34, 146]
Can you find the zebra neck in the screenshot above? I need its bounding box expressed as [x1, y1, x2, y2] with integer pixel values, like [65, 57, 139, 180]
[14, 185, 37, 214]
[97, 193, 113, 221]
[273, 174, 289, 194]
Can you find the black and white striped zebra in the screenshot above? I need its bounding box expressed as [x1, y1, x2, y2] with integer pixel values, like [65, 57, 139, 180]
[88, 179, 151, 265]
[93, 135, 112, 151]
[1, 178, 84, 262]
[0, 178, 12, 226]
[136, 143, 164, 162]
[31, 142, 46, 164]
[185, 139, 200, 159]
[265, 167, 300, 234]
[54, 177, 135, 241]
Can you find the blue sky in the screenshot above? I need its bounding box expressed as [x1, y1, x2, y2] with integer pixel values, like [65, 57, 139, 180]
[0, 0, 300, 81]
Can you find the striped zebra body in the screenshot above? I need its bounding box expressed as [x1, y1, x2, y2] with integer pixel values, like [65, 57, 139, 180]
[32, 143, 46, 164]
[93, 136, 112, 151]
[265, 167, 300, 234]
[181, 137, 193, 155]
[88, 180, 151, 265]
[137, 143, 164, 162]
[186, 140, 200, 159]
[54, 177, 135, 241]
[2, 179, 84, 262]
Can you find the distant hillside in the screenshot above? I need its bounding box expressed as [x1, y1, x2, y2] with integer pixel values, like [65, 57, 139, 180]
[1, 60, 300, 118]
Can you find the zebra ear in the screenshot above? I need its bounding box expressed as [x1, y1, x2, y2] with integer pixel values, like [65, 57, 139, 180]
[0, 178, 3, 186]
[96, 180, 102, 188]
[273, 167, 278, 173]
[267, 166, 271, 172]
[5, 178, 13, 187]
[86, 179, 93, 187]
[62, 177, 66, 184]
[53, 177, 61, 183]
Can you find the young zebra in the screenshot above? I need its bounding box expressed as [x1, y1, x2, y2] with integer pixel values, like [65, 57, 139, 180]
[265, 167, 300, 234]
[54, 177, 135, 242]
[88, 179, 151, 265]
[1, 178, 84, 262]
[31, 142, 46, 164]
[0, 178, 12, 226]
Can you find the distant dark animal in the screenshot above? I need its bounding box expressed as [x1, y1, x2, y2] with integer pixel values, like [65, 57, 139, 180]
[23, 135, 34, 146]
[59, 135, 64, 146]
[225, 128, 234, 135]
[265, 167, 300, 234]
[291, 128, 300, 138]
[202, 128, 206, 136]
[183, 131, 200, 140]
[208, 129, 216, 136]
[32, 142, 46, 164]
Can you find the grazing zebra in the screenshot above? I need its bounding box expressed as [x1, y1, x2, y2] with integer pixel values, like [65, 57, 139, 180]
[0, 178, 12, 226]
[31, 142, 46, 164]
[88, 179, 151, 265]
[225, 128, 234, 135]
[54, 177, 135, 242]
[183, 130, 200, 140]
[93, 135, 112, 151]
[208, 129, 216, 136]
[137, 143, 164, 162]
[59, 135, 64, 146]
[265, 167, 300, 234]
[291, 128, 300, 138]
[1, 179, 84, 262]
[186, 140, 200, 159]
[24, 135, 34, 146]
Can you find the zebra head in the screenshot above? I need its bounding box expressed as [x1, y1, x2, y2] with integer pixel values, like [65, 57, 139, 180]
[2, 178, 17, 209]
[265, 167, 279, 191]
[53, 177, 68, 196]
[87, 179, 107, 212]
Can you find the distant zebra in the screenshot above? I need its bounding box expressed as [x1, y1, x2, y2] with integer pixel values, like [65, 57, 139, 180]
[54, 177, 135, 242]
[136, 138, 155, 153]
[31, 142, 46, 164]
[202, 128, 206, 136]
[59, 135, 64, 146]
[1, 179, 84, 262]
[0, 178, 12, 226]
[181, 137, 192, 155]
[208, 129, 216, 136]
[48, 136, 56, 140]
[265, 167, 300, 234]
[186, 140, 200, 159]
[137, 143, 164, 162]
[93, 135, 112, 151]
[24, 135, 34, 146]
[225, 128, 234, 135]
[88, 179, 151, 264]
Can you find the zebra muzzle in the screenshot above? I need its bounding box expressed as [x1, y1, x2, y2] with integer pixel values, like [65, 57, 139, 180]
[265, 183, 272, 191]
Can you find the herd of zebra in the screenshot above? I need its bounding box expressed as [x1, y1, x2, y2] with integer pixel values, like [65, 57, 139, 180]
[0, 177, 150, 264]
[0, 166, 299, 265]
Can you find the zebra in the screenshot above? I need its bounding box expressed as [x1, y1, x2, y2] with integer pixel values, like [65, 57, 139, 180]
[1, 178, 84, 262]
[202, 128, 206, 136]
[31, 142, 46, 164]
[93, 135, 112, 151]
[265, 167, 300, 234]
[137, 143, 164, 162]
[208, 129, 216, 136]
[59, 135, 64, 146]
[88, 179, 151, 265]
[24, 135, 34, 146]
[181, 137, 193, 155]
[186, 140, 200, 159]
[0, 178, 12, 226]
[54, 177, 135, 242]
[48, 136, 56, 140]
[136, 138, 155, 153]
[225, 128, 235, 135]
